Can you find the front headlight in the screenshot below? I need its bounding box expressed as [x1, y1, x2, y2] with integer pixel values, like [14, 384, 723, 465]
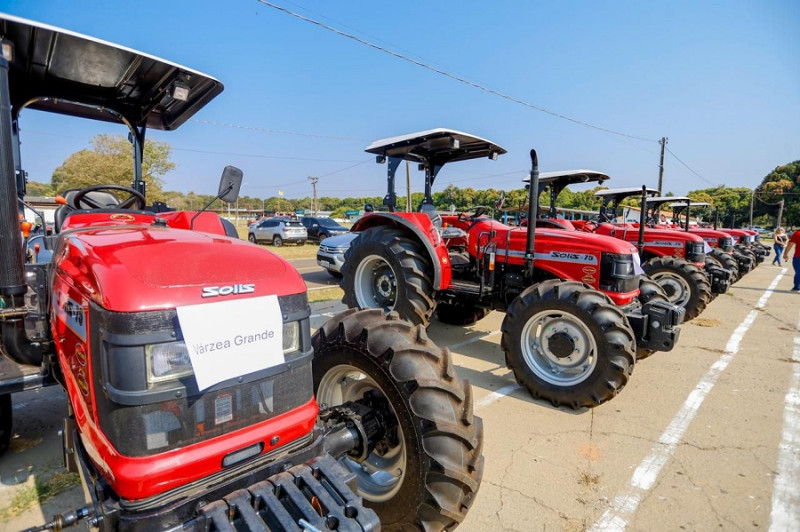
[147, 341, 193, 384]
[282, 321, 300, 353]
[147, 321, 301, 385]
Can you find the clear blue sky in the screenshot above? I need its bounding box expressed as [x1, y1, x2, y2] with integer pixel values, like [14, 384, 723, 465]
[2, 1, 798, 202]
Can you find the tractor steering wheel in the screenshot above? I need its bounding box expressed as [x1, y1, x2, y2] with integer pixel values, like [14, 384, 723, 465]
[458, 206, 487, 222]
[71, 184, 147, 211]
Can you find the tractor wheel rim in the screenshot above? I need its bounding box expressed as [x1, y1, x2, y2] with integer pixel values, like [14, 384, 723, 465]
[520, 310, 598, 386]
[650, 270, 691, 307]
[316, 365, 406, 502]
[354, 255, 397, 311]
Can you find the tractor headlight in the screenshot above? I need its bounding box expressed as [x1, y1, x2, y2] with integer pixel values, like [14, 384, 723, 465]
[147, 341, 193, 384]
[282, 321, 300, 353]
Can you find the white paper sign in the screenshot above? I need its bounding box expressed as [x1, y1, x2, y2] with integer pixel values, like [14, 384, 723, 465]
[177, 295, 285, 390]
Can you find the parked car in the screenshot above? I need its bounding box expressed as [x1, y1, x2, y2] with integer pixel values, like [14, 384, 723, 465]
[248, 217, 307, 246]
[316, 232, 358, 277]
[300, 216, 350, 243]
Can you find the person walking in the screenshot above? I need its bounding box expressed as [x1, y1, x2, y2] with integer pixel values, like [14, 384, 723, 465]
[783, 228, 800, 290]
[773, 227, 788, 266]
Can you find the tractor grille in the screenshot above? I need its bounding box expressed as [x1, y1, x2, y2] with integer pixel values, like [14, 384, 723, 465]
[198, 454, 379, 531]
[685, 241, 706, 263]
[102, 364, 312, 457]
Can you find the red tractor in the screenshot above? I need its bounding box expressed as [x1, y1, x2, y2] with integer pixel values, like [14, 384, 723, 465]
[533, 174, 727, 321]
[655, 200, 750, 282]
[341, 129, 683, 409]
[573, 188, 727, 321]
[0, 15, 482, 531]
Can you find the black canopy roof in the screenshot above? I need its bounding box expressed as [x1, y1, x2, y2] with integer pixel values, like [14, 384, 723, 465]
[0, 13, 223, 130]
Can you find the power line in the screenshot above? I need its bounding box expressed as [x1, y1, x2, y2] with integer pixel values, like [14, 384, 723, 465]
[665, 147, 717, 186]
[256, 0, 658, 143]
[171, 146, 362, 163]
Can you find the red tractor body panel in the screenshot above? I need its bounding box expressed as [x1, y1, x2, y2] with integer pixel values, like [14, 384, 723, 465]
[51, 216, 317, 500]
[443, 216, 640, 306]
[56, 214, 305, 312]
[351, 212, 452, 289]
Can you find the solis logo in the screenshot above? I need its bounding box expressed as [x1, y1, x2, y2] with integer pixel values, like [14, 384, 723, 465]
[202, 284, 256, 298]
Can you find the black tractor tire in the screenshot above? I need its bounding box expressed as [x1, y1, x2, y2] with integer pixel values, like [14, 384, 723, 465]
[327, 269, 343, 278]
[635, 277, 672, 361]
[312, 309, 483, 531]
[272, 235, 283, 247]
[642, 257, 712, 322]
[0, 393, 12, 456]
[436, 302, 491, 326]
[500, 279, 636, 409]
[709, 248, 740, 283]
[341, 226, 437, 327]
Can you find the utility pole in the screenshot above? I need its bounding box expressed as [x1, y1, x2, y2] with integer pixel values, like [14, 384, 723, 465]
[657, 137, 667, 194]
[777, 199, 784, 230]
[748, 189, 754, 228]
[405, 160, 412, 212]
[308, 176, 318, 216]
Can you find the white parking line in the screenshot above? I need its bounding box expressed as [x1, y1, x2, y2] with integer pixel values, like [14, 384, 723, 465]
[769, 322, 800, 531]
[476, 383, 522, 409]
[590, 271, 785, 532]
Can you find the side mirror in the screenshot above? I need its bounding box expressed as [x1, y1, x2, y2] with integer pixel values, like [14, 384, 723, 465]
[218, 166, 243, 204]
[364, 203, 374, 213]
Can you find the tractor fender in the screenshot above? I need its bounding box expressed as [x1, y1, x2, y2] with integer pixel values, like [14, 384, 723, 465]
[351, 212, 450, 289]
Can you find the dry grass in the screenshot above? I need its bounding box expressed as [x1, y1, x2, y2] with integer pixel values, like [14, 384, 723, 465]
[0, 471, 80, 519]
[308, 287, 343, 303]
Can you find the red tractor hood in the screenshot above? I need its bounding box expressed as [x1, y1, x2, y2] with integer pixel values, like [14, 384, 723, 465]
[54, 225, 304, 312]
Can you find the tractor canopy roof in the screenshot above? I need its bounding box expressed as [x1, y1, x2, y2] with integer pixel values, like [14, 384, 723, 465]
[0, 13, 223, 130]
[595, 187, 659, 200]
[365, 128, 506, 167]
[669, 201, 711, 209]
[644, 196, 690, 210]
[525, 169, 609, 185]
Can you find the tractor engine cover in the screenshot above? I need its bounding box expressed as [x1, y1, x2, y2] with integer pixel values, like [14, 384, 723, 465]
[51, 221, 317, 500]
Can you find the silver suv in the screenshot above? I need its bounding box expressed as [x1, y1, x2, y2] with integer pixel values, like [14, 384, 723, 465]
[248, 218, 307, 246]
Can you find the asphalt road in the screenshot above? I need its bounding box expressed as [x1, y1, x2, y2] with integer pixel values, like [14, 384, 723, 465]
[3, 261, 799, 531]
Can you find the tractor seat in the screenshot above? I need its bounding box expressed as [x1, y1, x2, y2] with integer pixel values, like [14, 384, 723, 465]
[53, 189, 123, 233]
[419, 202, 442, 229]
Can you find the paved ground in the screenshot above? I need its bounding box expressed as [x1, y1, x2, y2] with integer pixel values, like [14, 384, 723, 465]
[2, 261, 798, 531]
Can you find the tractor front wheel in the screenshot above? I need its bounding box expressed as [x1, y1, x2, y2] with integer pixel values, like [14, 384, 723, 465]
[312, 309, 483, 531]
[642, 257, 711, 321]
[341, 227, 437, 327]
[708, 248, 740, 283]
[501, 280, 636, 409]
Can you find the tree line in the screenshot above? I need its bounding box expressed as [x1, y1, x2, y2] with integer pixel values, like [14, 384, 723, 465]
[25, 134, 799, 227]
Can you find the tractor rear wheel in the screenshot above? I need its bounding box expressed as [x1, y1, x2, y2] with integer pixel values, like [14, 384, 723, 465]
[634, 277, 672, 361]
[341, 226, 437, 327]
[501, 280, 636, 409]
[0, 393, 11, 456]
[312, 309, 483, 531]
[436, 302, 491, 326]
[709, 248, 740, 283]
[642, 257, 711, 321]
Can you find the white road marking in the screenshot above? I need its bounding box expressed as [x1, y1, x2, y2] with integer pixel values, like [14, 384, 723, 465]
[769, 321, 800, 531]
[447, 330, 502, 350]
[590, 271, 784, 532]
[476, 383, 522, 409]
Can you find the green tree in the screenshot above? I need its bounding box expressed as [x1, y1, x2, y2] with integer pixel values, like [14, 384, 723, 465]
[25, 181, 55, 196]
[51, 134, 175, 202]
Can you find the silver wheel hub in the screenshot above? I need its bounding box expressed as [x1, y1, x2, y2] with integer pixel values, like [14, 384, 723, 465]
[520, 311, 598, 386]
[316, 365, 406, 502]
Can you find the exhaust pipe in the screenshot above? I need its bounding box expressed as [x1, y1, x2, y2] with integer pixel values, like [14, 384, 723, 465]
[0, 52, 26, 299]
[0, 49, 47, 366]
[525, 149, 538, 279]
